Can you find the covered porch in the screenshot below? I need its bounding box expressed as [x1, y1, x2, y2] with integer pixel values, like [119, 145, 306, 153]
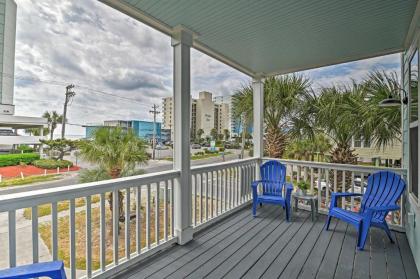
[0, 0, 419, 278]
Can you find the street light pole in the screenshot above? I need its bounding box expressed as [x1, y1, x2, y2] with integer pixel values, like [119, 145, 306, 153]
[62, 84, 76, 139]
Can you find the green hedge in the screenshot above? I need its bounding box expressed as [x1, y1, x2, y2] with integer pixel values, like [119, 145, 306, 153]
[33, 159, 73, 169]
[0, 153, 40, 167]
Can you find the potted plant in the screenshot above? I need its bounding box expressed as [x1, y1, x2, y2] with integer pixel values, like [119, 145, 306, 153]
[297, 181, 310, 195]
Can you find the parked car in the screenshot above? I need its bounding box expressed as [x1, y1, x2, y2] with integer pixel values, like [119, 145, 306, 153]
[191, 143, 201, 149]
[347, 177, 368, 194]
[156, 144, 169, 150]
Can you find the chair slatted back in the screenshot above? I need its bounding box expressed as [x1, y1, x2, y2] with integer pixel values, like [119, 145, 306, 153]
[360, 171, 406, 221]
[260, 160, 286, 196]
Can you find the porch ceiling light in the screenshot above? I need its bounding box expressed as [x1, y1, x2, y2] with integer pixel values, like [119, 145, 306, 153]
[378, 88, 408, 108]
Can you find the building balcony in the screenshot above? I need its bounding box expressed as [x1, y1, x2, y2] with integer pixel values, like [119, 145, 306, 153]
[0, 158, 417, 278]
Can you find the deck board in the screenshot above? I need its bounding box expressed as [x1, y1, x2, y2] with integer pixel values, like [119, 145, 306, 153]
[121, 205, 419, 279]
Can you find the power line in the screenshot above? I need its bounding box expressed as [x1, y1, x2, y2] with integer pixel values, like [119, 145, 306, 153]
[0, 72, 160, 108]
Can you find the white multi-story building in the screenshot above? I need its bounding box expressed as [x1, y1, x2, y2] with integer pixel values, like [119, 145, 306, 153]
[0, 0, 47, 151]
[162, 92, 231, 141]
[213, 95, 237, 137]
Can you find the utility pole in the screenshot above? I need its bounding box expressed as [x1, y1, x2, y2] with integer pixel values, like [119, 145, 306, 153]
[62, 84, 76, 139]
[150, 104, 160, 160]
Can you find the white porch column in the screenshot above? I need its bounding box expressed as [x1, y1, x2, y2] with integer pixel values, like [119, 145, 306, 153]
[252, 78, 264, 159]
[172, 28, 193, 245]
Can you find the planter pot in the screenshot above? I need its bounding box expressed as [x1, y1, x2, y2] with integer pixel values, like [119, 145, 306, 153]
[297, 189, 308, 195]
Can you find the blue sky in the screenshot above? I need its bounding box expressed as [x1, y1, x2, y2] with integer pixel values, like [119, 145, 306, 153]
[13, 0, 401, 136]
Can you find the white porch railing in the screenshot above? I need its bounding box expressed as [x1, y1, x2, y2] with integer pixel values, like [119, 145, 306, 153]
[0, 170, 179, 279]
[264, 158, 407, 230]
[0, 157, 408, 278]
[190, 158, 258, 231]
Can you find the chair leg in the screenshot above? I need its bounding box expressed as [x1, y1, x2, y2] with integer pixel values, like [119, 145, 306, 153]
[252, 199, 257, 216]
[382, 222, 394, 243]
[325, 215, 332, 231]
[358, 223, 370, 250]
[285, 204, 290, 222]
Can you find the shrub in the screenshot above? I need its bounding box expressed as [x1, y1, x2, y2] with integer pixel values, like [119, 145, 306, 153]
[0, 153, 40, 167]
[33, 159, 73, 169]
[297, 181, 310, 191]
[17, 145, 34, 153]
[218, 147, 225, 152]
[194, 151, 205, 156]
[204, 148, 217, 154]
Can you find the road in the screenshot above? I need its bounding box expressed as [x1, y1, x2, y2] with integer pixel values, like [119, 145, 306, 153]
[0, 150, 245, 195]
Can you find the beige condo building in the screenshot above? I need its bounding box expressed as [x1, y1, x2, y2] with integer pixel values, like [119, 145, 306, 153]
[162, 91, 230, 141]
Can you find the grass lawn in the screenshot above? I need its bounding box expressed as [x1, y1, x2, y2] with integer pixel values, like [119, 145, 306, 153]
[23, 195, 101, 220]
[37, 194, 215, 271]
[0, 174, 60, 188]
[39, 200, 171, 270]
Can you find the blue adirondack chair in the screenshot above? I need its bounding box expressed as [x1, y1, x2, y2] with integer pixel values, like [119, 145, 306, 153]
[0, 261, 66, 279]
[252, 160, 293, 221]
[326, 171, 406, 250]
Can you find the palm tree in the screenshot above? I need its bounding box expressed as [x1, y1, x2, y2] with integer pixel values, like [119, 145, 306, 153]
[264, 75, 311, 157]
[232, 85, 253, 158]
[25, 127, 49, 137]
[43, 111, 63, 140]
[232, 76, 311, 158]
[78, 127, 148, 220]
[314, 84, 367, 164]
[223, 129, 230, 141]
[362, 70, 403, 149]
[296, 71, 402, 165]
[210, 128, 218, 140]
[196, 129, 204, 141]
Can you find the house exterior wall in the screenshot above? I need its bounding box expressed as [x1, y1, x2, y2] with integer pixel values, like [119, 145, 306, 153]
[351, 136, 402, 163]
[402, 23, 420, 274]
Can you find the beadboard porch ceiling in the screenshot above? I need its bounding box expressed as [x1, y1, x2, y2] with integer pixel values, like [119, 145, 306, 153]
[102, 0, 418, 77]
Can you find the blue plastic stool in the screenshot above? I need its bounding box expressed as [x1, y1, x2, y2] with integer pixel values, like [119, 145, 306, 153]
[0, 261, 66, 279]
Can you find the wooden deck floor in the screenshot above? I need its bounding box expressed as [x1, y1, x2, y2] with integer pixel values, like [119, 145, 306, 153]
[121, 205, 419, 279]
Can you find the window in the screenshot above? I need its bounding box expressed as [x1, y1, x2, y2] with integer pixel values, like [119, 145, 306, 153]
[363, 138, 371, 148]
[353, 136, 362, 148]
[410, 51, 418, 122]
[409, 50, 419, 200]
[410, 126, 418, 199]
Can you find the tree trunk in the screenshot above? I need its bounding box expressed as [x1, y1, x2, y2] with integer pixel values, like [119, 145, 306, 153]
[329, 144, 358, 205]
[265, 126, 287, 158]
[108, 168, 124, 234]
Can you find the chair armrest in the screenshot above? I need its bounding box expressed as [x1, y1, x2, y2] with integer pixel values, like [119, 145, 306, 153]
[366, 205, 400, 213]
[329, 192, 363, 209]
[285, 183, 293, 203]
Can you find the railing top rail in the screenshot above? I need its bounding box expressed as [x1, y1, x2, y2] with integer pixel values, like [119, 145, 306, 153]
[191, 157, 258, 173]
[263, 157, 407, 175]
[0, 169, 180, 212]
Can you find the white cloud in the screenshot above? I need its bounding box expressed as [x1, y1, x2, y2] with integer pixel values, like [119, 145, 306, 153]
[11, 0, 401, 137]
